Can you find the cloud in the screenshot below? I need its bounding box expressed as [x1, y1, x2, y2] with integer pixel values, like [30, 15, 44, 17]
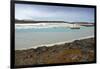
[15, 3, 94, 22]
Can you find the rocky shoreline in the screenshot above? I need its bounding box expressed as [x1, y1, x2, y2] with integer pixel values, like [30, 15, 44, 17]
[15, 38, 95, 67]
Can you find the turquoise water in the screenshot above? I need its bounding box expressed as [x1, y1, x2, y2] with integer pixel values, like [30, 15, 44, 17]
[16, 26, 94, 32]
[15, 26, 94, 50]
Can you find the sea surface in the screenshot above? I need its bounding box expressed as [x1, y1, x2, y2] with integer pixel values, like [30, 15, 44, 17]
[15, 23, 94, 50]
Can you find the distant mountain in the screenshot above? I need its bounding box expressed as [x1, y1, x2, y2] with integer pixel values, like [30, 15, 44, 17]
[15, 19, 39, 23]
[15, 19, 94, 26]
[70, 22, 94, 24]
[15, 19, 67, 23]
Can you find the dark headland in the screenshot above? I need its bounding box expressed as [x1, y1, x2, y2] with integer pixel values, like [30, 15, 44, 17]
[15, 37, 95, 67]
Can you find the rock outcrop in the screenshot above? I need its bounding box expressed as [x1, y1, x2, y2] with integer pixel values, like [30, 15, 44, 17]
[15, 38, 95, 67]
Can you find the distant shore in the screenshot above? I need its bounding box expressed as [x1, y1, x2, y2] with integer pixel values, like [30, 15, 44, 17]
[15, 23, 79, 29]
[15, 22, 94, 30]
[15, 37, 95, 67]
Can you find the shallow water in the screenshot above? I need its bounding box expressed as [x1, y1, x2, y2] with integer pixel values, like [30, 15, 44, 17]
[15, 25, 94, 50]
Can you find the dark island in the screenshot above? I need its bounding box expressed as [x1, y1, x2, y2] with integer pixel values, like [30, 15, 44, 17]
[15, 37, 95, 67]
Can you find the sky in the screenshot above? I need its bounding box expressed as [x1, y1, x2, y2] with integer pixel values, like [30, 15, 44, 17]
[15, 3, 95, 23]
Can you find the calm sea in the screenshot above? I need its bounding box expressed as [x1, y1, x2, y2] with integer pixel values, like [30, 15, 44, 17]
[15, 25, 94, 50]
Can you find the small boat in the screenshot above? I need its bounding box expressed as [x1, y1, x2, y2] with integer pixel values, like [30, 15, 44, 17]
[70, 23, 80, 29]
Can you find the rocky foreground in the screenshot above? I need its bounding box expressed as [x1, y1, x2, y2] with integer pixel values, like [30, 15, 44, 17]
[15, 38, 95, 67]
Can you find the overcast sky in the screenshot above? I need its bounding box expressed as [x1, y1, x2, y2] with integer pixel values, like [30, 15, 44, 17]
[15, 3, 95, 22]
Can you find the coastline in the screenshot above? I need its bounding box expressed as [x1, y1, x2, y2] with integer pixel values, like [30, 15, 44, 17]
[15, 35, 94, 50]
[15, 37, 95, 66]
